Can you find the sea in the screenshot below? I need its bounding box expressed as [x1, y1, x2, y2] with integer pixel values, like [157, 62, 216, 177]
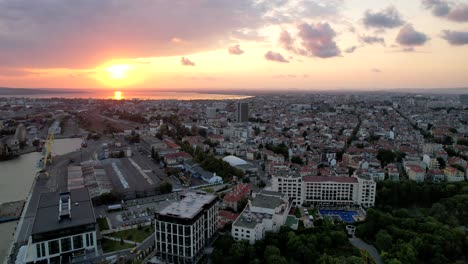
[1, 90, 252, 101]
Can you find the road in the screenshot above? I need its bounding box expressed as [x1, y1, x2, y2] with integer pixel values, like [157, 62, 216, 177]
[349, 237, 383, 264]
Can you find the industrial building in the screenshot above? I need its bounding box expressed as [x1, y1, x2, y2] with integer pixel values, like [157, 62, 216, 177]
[20, 188, 98, 264]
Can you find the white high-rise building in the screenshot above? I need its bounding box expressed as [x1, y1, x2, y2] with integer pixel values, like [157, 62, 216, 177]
[271, 173, 376, 207]
[154, 192, 218, 264]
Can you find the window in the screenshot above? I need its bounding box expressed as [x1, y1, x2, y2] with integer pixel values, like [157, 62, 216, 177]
[48, 240, 59, 255]
[36, 243, 46, 258]
[73, 235, 83, 249]
[85, 233, 94, 247]
[61, 237, 72, 252]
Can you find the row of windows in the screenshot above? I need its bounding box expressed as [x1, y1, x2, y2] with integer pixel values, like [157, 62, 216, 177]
[156, 244, 192, 256]
[36, 233, 94, 258]
[234, 232, 251, 239]
[233, 228, 250, 233]
[306, 196, 353, 201]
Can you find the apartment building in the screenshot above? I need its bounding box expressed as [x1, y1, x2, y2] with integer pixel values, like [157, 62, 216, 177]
[231, 191, 291, 244]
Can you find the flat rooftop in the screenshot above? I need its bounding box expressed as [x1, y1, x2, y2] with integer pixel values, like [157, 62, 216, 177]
[233, 208, 272, 229]
[251, 194, 285, 209]
[159, 192, 217, 220]
[31, 188, 96, 235]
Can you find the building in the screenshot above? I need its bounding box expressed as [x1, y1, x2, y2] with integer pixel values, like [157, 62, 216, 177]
[271, 172, 376, 207]
[236, 102, 249, 123]
[140, 135, 166, 154]
[231, 190, 291, 244]
[270, 170, 303, 205]
[405, 164, 426, 182]
[428, 169, 445, 183]
[444, 166, 465, 182]
[206, 107, 217, 119]
[154, 192, 219, 264]
[422, 155, 440, 170]
[386, 164, 400, 181]
[222, 183, 252, 212]
[22, 188, 98, 264]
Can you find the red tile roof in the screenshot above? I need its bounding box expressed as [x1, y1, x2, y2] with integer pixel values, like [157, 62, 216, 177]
[218, 210, 239, 221]
[163, 139, 181, 149]
[223, 183, 251, 202]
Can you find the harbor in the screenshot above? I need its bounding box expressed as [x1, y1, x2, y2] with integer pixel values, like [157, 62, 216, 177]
[0, 138, 82, 263]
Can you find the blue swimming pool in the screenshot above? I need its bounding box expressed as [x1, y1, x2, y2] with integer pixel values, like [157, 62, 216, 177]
[319, 209, 358, 223]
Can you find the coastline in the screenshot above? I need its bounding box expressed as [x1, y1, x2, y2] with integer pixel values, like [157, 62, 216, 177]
[3, 174, 37, 264]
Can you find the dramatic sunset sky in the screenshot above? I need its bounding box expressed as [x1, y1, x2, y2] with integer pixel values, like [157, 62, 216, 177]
[0, 0, 468, 90]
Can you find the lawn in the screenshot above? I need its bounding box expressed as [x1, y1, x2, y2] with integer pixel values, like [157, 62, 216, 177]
[97, 217, 109, 231]
[101, 238, 133, 253]
[108, 225, 154, 243]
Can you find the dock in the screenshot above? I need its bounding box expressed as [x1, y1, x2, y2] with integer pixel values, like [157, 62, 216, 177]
[0, 200, 25, 223]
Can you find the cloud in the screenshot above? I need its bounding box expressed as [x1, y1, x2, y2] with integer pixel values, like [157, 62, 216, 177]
[228, 45, 244, 55]
[0, 68, 45, 77]
[422, 0, 468, 22]
[422, 0, 450, 17]
[345, 46, 357, 53]
[265, 0, 344, 24]
[363, 6, 405, 29]
[181, 57, 195, 66]
[0, 0, 278, 68]
[447, 4, 468, 22]
[297, 22, 341, 58]
[360, 35, 386, 45]
[371, 68, 382, 73]
[441, 30, 468, 45]
[396, 24, 429, 46]
[264, 51, 289, 63]
[279, 30, 295, 51]
[274, 74, 297, 79]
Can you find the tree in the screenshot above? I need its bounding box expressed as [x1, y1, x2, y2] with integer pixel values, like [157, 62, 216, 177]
[291, 156, 304, 165]
[158, 181, 173, 194]
[375, 230, 392, 252]
[436, 157, 446, 169]
[32, 139, 41, 147]
[377, 149, 396, 167]
[238, 197, 248, 212]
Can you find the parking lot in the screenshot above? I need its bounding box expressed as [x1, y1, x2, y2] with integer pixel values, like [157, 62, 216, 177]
[96, 194, 177, 229]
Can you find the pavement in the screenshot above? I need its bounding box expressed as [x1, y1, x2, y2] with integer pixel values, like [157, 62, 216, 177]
[349, 237, 383, 264]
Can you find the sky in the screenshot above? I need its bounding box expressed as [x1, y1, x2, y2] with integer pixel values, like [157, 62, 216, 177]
[0, 0, 468, 91]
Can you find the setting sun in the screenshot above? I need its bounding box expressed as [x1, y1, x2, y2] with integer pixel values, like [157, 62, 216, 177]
[106, 64, 130, 79]
[113, 91, 123, 100]
[95, 62, 144, 87]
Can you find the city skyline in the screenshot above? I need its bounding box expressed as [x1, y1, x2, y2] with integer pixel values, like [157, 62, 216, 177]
[1, 0, 468, 90]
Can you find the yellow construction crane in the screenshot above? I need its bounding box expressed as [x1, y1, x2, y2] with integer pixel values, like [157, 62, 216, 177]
[38, 133, 54, 174]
